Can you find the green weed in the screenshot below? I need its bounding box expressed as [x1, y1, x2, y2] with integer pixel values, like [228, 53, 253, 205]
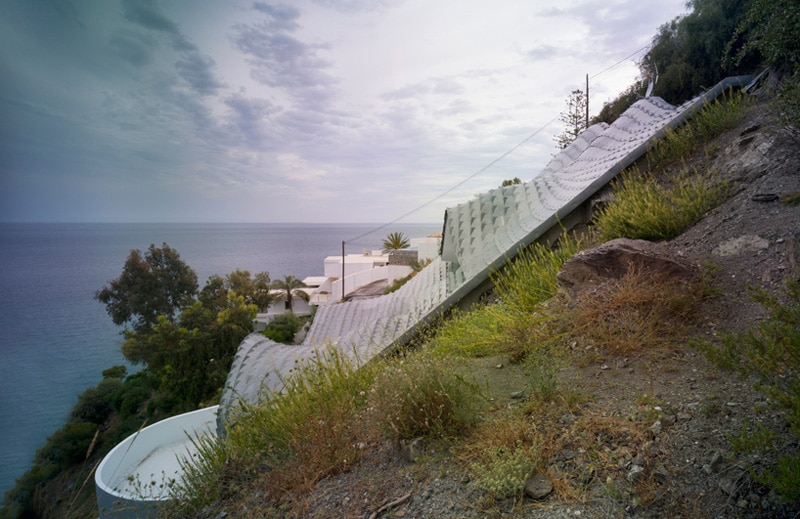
[593, 166, 728, 241]
[647, 91, 751, 170]
[369, 350, 480, 440]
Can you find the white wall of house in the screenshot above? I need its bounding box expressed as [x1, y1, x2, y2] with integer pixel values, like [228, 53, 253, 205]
[323, 251, 389, 278]
[411, 236, 442, 262]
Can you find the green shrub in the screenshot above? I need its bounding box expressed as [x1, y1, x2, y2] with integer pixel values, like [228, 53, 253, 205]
[428, 304, 513, 358]
[696, 279, 800, 501]
[471, 442, 538, 499]
[492, 233, 582, 315]
[593, 167, 728, 241]
[647, 91, 750, 170]
[226, 345, 376, 470]
[369, 351, 480, 440]
[261, 312, 302, 344]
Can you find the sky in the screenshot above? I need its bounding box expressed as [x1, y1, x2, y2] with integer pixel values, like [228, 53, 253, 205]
[0, 0, 688, 224]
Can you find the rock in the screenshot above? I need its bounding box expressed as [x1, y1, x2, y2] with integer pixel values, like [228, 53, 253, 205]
[627, 464, 646, 483]
[650, 420, 663, 435]
[557, 238, 697, 300]
[510, 390, 525, 399]
[524, 473, 553, 500]
[399, 438, 426, 462]
[653, 464, 669, 483]
[719, 472, 744, 496]
[708, 451, 724, 472]
[713, 235, 769, 257]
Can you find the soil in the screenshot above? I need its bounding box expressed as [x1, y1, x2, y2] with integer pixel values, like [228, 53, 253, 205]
[219, 98, 800, 519]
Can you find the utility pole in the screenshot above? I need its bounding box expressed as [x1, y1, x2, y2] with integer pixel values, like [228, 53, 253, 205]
[341, 240, 345, 301]
[585, 73, 589, 129]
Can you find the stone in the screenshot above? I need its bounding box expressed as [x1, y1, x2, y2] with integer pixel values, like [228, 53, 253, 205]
[650, 420, 663, 435]
[653, 464, 670, 483]
[713, 235, 769, 257]
[557, 238, 697, 300]
[627, 465, 646, 483]
[524, 473, 553, 500]
[399, 437, 426, 462]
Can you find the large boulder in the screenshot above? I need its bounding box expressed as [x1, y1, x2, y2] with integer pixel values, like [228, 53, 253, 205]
[556, 238, 697, 299]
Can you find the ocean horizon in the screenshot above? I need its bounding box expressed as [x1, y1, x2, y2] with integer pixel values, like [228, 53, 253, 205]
[0, 222, 441, 497]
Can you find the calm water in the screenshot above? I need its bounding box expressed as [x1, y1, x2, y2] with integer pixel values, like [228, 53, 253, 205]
[0, 222, 440, 497]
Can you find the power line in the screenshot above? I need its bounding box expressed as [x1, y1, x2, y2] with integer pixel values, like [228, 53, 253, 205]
[347, 44, 654, 244]
[589, 44, 650, 80]
[345, 116, 558, 243]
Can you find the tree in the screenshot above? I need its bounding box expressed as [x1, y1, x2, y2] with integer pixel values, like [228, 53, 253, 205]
[200, 270, 273, 312]
[554, 89, 588, 150]
[382, 231, 410, 253]
[271, 275, 309, 313]
[640, 0, 753, 104]
[501, 177, 522, 187]
[96, 243, 198, 334]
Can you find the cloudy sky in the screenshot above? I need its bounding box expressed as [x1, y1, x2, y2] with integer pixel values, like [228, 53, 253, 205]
[0, 0, 688, 224]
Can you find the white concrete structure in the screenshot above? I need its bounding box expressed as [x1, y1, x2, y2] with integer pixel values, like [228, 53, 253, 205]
[219, 77, 752, 429]
[95, 406, 218, 518]
[96, 77, 752, 516]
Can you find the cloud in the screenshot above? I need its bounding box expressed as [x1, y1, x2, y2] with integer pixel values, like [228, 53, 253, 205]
[223, 92, 279, 147]
[252, 2, 301, 31]
[121, 0, 181, 37]
[175, 52, 224, 95]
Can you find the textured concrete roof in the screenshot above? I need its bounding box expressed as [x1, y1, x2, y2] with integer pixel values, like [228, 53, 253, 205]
[217, 77, 751, 433]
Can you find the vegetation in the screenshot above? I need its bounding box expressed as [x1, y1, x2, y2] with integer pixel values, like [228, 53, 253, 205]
[95, 243, 198, 334]
[555, 89, 588, 149]
[0, 244, 301, 518]
[261, 311, 308, 344]
[595, 0, 800, 128]
[501, 177, 522, 187]
[270, 275, 309, 313]
[592, 92, 751, 242]
[695, 280, 800, 501]
[382, 231, 410, 252]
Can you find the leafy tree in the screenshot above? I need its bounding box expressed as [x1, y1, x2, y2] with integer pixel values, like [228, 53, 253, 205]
[728, 0, 800, 129]
[201, 270, 272, 312]
[592, 80, 648, 125]
[96, 243, 198, 334]
[640, 0, 753, 104]
[382, 231, 410, 253]
[271, 275, 309, 313]
[501, 177, 522, 187]
[555, 89, 587, 149]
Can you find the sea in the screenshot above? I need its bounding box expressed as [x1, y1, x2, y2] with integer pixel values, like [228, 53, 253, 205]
[0, 222, 441, 498]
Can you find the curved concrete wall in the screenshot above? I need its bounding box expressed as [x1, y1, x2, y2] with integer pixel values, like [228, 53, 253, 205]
[96, 406, 218, 518]
[218, 77, 751, 434]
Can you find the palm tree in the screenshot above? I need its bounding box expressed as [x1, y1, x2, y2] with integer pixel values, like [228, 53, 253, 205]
[382, 231, 410, 253]
[271, 275, 309, 313]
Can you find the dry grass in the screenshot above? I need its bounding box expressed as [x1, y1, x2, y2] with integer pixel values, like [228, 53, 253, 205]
[557, 265, 710, 355]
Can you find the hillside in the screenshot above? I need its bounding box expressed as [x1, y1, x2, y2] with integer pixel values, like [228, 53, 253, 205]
[182, 95, 800, 519]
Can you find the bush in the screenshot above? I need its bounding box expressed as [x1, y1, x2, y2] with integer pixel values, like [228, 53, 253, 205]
[562, 264, 711, 354]
[696, 279, 800, 500]
[471, 442, 538, 499]
[647, 91, 750, 170]
[593, 167, 728, 241]
[223, 346, 377, 493]
[261, 312, 301, 344]
[492, 233, 582, 315]
[369, 351, 480, 440]
[428, 304, 513, 358]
